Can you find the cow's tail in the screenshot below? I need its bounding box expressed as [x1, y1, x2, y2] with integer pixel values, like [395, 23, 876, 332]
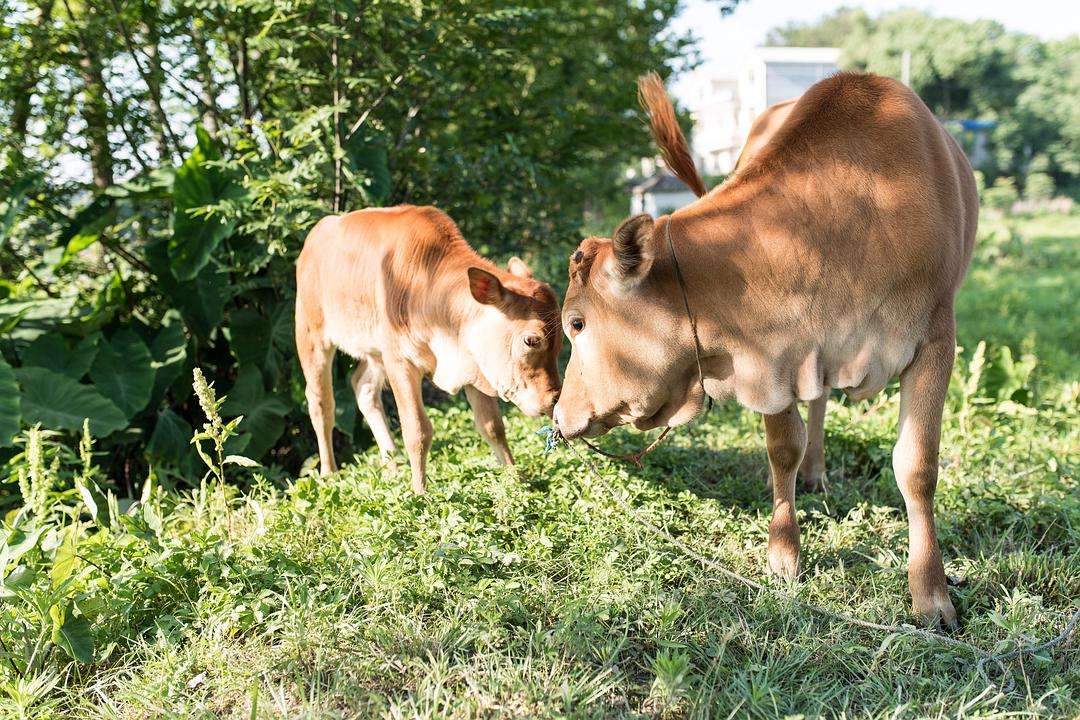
[637, 72, 708, 198]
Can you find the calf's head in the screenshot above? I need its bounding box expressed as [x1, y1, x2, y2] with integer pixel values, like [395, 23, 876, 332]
[553, 214, 706, 438]
[465, 258, 562, 417]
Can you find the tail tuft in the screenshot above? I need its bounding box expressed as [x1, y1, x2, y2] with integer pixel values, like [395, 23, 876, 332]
[637, 72, 708, 198]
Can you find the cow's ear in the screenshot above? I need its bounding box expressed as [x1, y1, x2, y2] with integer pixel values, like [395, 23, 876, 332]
[507, 256, 533, 278]
[468, 267, 504, 305]
[610, 213, 655, 283]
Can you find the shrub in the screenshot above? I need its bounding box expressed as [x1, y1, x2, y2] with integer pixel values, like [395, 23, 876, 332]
[1024, 172, 1055, 201]
[982, 176, 1019, 212]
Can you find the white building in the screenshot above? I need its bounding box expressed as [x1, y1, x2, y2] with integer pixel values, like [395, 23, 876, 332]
[736, 46, 840, 147]
[685, 74, 742, 176]
[630, 173, 699, 217]
[630, 47, 841, 214]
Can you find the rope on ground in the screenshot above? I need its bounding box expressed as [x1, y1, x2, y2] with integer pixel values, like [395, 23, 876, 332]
[537, 426, 1080, 694]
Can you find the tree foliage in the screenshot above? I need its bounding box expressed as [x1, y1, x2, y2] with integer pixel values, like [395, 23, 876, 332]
[0, 0, 698, 482]
[767, 8, 1079, 195]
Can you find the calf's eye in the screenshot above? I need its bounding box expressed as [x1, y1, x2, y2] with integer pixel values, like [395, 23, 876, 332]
[568, 318, 585, 334]
[524, 335, 542, 348]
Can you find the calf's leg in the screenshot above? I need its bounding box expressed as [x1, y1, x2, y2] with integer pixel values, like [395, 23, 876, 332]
[296, 323, 337, 476]
[763, 403, 806, 579]
[894, 321, 957, 626]
[465, 386, 513, 466]
[799, 394, 828, 491]
[385, 361, 433, 494]
[351, 358, 397, 469]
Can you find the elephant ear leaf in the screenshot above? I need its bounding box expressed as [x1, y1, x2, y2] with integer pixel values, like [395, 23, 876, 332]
[90, 329, 155, 418]
[0, 357, 20, 446]
[22, 333, 101, 379]
[222, 366, 288, 459]
[149, 312, 188, 406]
[50, 604, 94, 663]
[15, 367, 127, 437]
[169, 126, 240, 281]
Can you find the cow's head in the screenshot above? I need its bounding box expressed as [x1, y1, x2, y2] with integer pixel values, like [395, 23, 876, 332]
[465, 258, 562, 417]
[553, 214, 706, 438]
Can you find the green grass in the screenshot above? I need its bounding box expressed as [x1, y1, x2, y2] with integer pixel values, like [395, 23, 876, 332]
[1, 213, 1078, 718]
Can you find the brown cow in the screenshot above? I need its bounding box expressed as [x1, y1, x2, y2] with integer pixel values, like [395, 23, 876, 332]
[736, 98, 829, 492]
[296, 205, 562, 493]
[553, 72, 977, 625]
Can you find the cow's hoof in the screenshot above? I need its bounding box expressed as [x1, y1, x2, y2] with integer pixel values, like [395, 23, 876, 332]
[766, 536, 801, 580]
[798, 467, 827, 493]
[913, 591, 958, 629]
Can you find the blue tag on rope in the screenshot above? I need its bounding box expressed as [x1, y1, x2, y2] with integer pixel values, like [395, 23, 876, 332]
[536, 425, 561, 454]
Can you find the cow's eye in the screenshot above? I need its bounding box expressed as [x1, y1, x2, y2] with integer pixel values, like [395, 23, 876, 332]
[523, 334, 542, 349]
[568, 317, 585, 335]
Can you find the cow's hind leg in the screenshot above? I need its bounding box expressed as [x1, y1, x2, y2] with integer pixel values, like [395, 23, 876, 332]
[350, 358, 397, 469]
[764, 403, 806, 579]
[799, 394, 828, 491]
[894, 315, 957, 627]
[465, 385, 513, 466]
[296, 316, 337, 476]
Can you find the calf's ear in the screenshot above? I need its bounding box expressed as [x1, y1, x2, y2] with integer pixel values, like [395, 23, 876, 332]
[611, 213, 655, 283]
[507, 256, 533, 278]
[468, 267, 505, 305]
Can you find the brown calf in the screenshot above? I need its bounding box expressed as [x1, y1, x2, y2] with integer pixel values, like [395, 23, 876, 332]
[553, 72, 977, 625]
[296, 205, 562, 493]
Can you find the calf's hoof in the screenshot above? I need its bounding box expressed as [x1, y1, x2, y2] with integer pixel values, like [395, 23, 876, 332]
[411, 478, 427, 495]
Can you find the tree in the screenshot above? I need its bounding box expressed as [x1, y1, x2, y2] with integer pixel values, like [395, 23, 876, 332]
[766, 9, 1080, 194]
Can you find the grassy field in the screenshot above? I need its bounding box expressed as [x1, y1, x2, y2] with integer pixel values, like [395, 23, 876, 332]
[2, 212, 1078, 718]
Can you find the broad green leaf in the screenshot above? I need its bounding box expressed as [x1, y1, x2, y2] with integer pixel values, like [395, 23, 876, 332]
[145, 237, 229, 338]
[149, 312, 188, 404]
[0, 525, 45, 575]
[147, 409, 193, 467]
[229, 308, 272, 368]
[103, 166, 175, 200]
[169, 126, 240, 280]
[50, 605, 94, 663]
[57, 196, 115, 267]
[222, 366, 289, 459]
[89, 329, 155, 417]
[333, 362, 356, 435]
[268, 302, 295, 349]
[15, 367, 127, 436]
[224, 454, 260, 468]
[0, 565, 35, 596]
[51, 529, 79, 587]
[21, 333, 101, 379]
[77, 478, 110, 527]
[0, 356, 19, 446]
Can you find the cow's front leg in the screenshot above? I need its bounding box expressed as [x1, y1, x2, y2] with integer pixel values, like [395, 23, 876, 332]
[385, 361, 433, 494]
[764, 403, 807, 579]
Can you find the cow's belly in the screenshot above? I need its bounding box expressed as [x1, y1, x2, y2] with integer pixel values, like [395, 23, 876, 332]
[721, 332, 919, 414]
